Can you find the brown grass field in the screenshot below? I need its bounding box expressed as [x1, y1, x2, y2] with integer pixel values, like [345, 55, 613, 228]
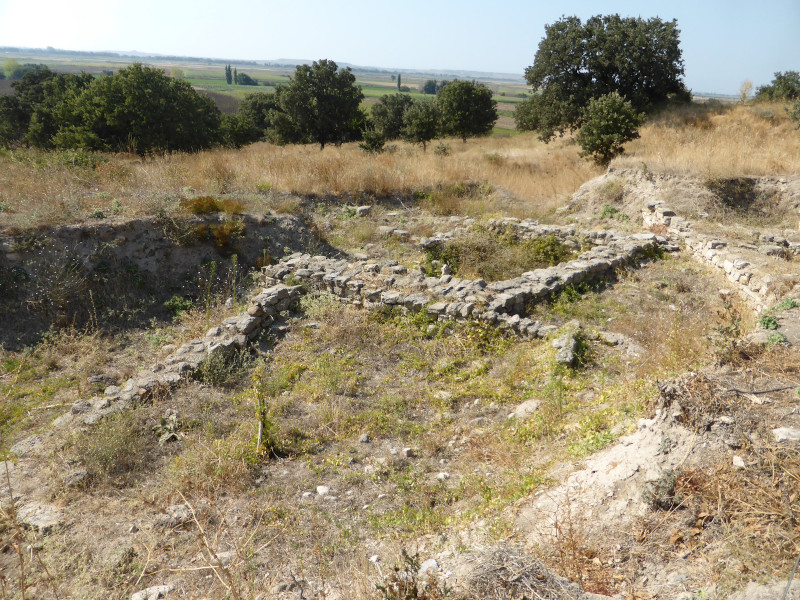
[1, 102, 798, 233]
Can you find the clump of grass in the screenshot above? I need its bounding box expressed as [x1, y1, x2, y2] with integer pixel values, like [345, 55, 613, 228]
[71, 409, 153, 486]
[180, 196, 244, 215]
[424, 228, 574, 281]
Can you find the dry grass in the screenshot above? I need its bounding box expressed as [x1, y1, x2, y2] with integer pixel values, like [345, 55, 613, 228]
[616, 102, 800, 178]
[0, 135, 599, 230]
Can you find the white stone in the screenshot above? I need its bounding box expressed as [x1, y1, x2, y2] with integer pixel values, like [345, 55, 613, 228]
[316, 485, 330, 496]
[773, 427, 800, 443]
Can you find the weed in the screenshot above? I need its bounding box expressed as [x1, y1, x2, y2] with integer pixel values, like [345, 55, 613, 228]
[758, 314, 779, 330]
[766, 331, 788, 346]
[773, 297, 800, 311]
[433, 142, 450, 156]
[596, 177, 625, 203]
[71, 409, 153, 486]
[599, 204, 628, 221]
[642, 470, 681, 511]
[164, 294, 194, 316]
[376, 549, 451, 600]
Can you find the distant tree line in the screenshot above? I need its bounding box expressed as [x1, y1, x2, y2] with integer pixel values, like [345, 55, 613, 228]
[225, 64, 258, 86]
[0, 64, 220, 154]
[0, 59, 498, 155]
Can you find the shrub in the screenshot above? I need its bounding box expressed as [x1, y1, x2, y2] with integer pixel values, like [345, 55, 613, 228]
[576, 92, 644, 165]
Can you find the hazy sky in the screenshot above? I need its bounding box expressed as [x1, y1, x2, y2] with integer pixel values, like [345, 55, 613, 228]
[1, 0, 798, 95]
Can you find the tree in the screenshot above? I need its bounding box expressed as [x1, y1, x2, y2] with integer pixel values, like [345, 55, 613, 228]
[517, 15, 689, 140]
[66, 63, 221, 154]
[234, 68, 238, 84]
[397, 73, 401, 91]
[739, 80, 753, 103]
[225, 64, 232, 85]
[436, 79, 497, 142]
[754, 71, 800, 102]
[236, 72, 258, 86]
[402, 99, 440, 151]
[268, 59, 364, 149]
[170, 67, 184, 80]
[3, 59, 19, 78]
[371, 93, 413, 140]
[575, 92, 644, 165]
[420, 79, 438, 94]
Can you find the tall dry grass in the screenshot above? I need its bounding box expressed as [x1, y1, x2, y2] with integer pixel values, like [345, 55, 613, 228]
[616, 102, 800, 177]
[0, 136, 599, 230]
[1, 102, 798, 231]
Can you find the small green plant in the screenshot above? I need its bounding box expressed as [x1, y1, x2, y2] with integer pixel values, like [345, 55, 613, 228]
[598, 204, 628, 221]
[773, 297, 799, 311]
[163, 295, 194, 316]
[89, 210, 105, 219]
[758, 314, 779, 330]
[256, 182, 272, 194]
[433, 142, 450, 156]
[766, 331, 788, 346]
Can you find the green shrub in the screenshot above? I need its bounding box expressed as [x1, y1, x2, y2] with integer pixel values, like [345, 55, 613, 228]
[758, 314, 779, 330]
[576, 92, 644, 165]
[163, 295, 194, 315]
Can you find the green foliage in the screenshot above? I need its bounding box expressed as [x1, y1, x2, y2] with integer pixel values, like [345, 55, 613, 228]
[163, 295, 193, 315]
[268, 59, 364, 149]
[754, 71, 800, 102]
[425, 229, 573, 281]
[758, 314, 779, 330]
[773, 297, 800, 311]
[599, 204, 628, 220]
[790, 98, 800, 125]
[402, 99, 441, 151]
[371, 93, 414, 140]
[576, 92, 645, 165]
[436, 79, 497, 142]
[359, 126, 387, 154]
[234, 71, 258, 86]
[518, 14, 688, 140]
[224, 64, 232, 85]
[68, 64, 222, 154]
[766, 331, 788, 347]
[1, 64, 221, 153]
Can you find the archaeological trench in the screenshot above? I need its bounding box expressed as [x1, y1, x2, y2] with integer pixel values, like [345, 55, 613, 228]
[2, 170, 800, 600]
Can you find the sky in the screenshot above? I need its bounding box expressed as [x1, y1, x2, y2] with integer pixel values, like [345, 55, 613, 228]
[1, 0, 799, 95]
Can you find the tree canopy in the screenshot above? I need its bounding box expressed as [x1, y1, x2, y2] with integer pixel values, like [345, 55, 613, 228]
[269, 59, 364, 149]
[754, 71, 800, 102]
[436, 80, 497, 142]
[516, 14, 689, 140]
[371, 94, 414, 140]
[401, 99, 440, 151]
[0, 63, 221, 154]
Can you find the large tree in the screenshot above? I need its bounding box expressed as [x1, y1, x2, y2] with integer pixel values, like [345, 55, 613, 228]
[436, 79, 497, 142]
[268, 59, 364, 149]
[66, 63, 221, 154]
[516, 14, 689, 141]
